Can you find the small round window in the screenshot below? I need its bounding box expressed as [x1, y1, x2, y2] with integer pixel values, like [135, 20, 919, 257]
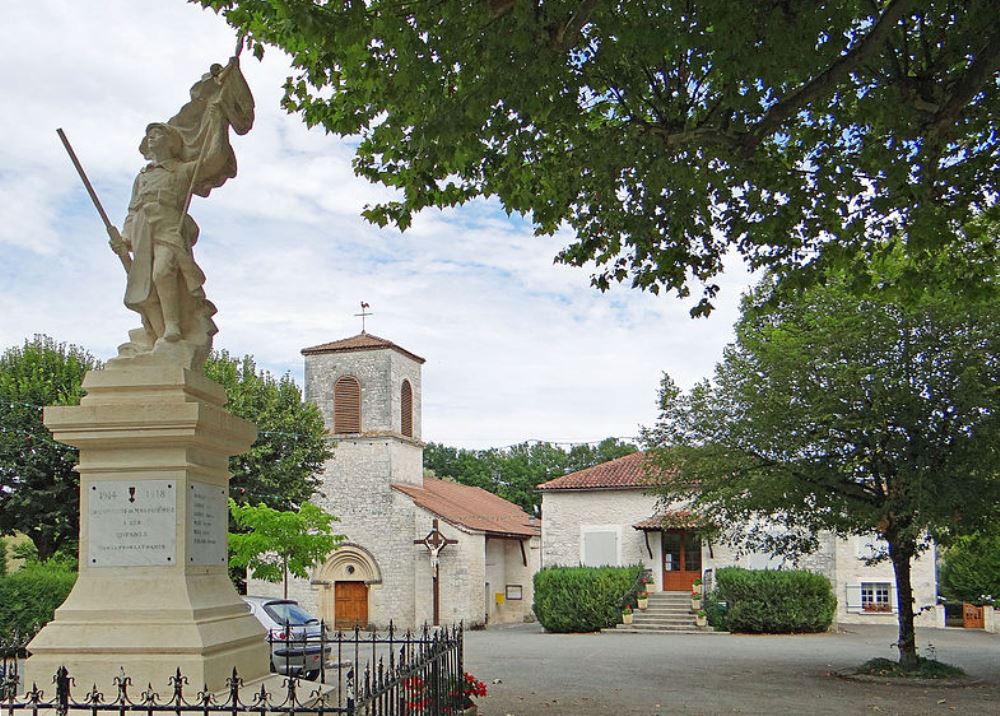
[346, 565, 356, 575]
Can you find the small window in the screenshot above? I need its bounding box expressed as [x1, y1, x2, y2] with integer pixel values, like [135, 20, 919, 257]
[861, 582, 893, 612]
[334, 376, 361, 433]
[401, 379, 413, 437]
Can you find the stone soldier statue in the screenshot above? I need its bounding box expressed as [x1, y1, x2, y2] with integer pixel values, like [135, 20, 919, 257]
[106, 54, 254, 369]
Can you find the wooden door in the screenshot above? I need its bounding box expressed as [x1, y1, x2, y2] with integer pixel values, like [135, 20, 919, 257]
[662, 530, 701, 592]
[963, 603, 984, 629]
[334, 581, 369, 629]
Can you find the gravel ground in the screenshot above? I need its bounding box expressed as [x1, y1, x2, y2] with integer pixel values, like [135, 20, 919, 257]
[464, 623, 1000, 715]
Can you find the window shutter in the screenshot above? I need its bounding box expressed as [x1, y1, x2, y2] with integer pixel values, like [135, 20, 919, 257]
[334, 377, 361, 433]
[401, 380, 413, 438]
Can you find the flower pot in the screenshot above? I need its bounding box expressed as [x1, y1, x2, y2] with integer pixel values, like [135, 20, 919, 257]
[690, 599, 701, 611]
[622, 612, 634, 625]
[637, 598, 649, 610]
[462, 706, 478, 716]
[696, 615, 707, 628]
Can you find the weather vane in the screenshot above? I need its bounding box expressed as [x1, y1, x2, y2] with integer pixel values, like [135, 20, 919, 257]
[354, 301, 373, 333]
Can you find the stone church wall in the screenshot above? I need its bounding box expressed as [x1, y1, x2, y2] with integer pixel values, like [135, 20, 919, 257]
[411, 509, 486, 627]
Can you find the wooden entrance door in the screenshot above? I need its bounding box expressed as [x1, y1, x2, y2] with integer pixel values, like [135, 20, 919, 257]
[662, 530, 701, 591]
[334, 581, 369, 629]
[963, 603, 984, 629]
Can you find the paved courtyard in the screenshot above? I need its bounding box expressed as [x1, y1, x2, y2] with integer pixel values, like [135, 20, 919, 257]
[464, 623, 1000, 715]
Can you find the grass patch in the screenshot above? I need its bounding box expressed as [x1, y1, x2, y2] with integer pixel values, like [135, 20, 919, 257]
[855, 657, 967, 680]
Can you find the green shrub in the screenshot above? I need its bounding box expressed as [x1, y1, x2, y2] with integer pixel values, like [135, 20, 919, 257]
[0, 538, 7, 577]
[710, 567, 836, 633]
[0, 561, 77, 643]
[533, 565, 642, 632]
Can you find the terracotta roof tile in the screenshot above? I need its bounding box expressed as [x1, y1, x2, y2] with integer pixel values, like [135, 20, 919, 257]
[392, 477, 540, 538]
[537, 451, 667, 491]
[301, 333, 426, 364]
[633, 510, 704, 530]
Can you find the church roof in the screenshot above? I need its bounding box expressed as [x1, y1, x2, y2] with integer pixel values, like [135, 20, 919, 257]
[301, 332, 426, 364]
[537, 451, 668, 491]
[392, 477, 540, 538]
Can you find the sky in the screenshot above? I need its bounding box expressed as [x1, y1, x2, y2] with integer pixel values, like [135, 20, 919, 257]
[1, 0, 754, 449]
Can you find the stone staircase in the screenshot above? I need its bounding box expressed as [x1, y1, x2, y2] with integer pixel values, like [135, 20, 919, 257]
[612, 591, 701, 633]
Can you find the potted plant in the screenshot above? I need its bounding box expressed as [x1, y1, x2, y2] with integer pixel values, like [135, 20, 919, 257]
[692, 577, 703, 595]
[637, 590, 649, 610]
[696, 609, 708, 628]
[642, 573, 655, 593]
[690, 590, 702, 611]
[622, 605, 634, 625]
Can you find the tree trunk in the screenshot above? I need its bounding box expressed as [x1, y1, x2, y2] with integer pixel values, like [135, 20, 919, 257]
[888, 538, 919, 669]
[283, 557, 289, 600]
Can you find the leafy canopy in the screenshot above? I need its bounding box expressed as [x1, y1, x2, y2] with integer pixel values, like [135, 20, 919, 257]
[0, 336, 100, 560]
[939, 532, 1000, 605]
[205, 351, 332, 510]
[229, 500, 345, 598]
[200, 0, 998, 314]
[644, 269, 1000, 665]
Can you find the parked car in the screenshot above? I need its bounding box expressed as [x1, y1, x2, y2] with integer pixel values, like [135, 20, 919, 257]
[241, 596, 330, 679]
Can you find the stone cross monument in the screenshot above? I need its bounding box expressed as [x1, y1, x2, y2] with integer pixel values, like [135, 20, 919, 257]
[27, 51, 269, 694]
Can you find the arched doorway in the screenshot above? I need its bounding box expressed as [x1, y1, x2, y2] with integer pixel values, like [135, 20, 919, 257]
[315, 544, 381, 629]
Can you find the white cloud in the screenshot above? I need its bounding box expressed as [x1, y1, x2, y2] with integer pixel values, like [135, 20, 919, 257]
[0, 0, 754, 449]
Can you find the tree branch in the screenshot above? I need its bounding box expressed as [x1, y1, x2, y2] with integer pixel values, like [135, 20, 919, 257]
[549, 0, 599, 50]
[743, 0, 916, 153]
[927, 28, 1000, 136]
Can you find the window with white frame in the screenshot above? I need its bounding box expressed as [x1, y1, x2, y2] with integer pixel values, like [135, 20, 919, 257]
[861, 582, 892, 612]
[581, 527, 619, 567]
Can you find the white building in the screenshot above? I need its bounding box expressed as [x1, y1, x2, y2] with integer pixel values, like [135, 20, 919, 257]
[538, 451, 941, 626]
[250, 333, 540, 629]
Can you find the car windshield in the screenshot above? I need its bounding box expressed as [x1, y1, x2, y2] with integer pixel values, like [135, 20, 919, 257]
[263, 601, 318, 626]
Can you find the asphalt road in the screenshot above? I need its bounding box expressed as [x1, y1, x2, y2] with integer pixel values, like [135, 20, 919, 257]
[464, 623, 1000, 715]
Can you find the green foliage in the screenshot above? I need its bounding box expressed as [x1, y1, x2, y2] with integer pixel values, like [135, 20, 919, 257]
[229, 500, 345, 598]
[424, 438, 637, 514]
[205, 351, 332, 510]
[940, 533, 1000, 605]
[0, 560, 77, 643]
[645, 269, 1000, 664]
[200, 0, 997, 314]
[709, 568, 835, 634]
[533, 565, 642, 633]
[0, 336, 100, 560]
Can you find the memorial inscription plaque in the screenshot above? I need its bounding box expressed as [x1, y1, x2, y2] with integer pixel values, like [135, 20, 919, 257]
[88, 480, 177, 566]
[187, 481, 228, 565]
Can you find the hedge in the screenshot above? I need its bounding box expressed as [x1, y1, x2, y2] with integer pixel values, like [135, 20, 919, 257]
[533, 565, 642, 633]
[0, 561, 77, 643]
[709, 567, 836, 633]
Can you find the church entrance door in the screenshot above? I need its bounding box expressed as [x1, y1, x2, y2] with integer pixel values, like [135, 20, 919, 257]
[334, 581, 368, 629]
[662, 530, 701, 591]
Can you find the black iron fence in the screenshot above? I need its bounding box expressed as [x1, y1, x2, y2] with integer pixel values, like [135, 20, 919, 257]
[0, 623, 467, 716]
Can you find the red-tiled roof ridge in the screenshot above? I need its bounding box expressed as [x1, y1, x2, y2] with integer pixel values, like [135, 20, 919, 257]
[392, 476, 540, 538]
[537, 450, 670, 491]
[301, 332, 426, 364]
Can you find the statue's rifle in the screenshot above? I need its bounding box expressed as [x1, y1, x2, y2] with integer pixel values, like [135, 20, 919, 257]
[56, 127, 132, 272]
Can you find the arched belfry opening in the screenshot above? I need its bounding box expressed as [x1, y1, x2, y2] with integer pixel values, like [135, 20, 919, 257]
[333, 376, 361, 433]
[401, 379, 413, 437]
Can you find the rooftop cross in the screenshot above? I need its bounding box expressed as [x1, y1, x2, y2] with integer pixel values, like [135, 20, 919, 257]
[354, 301, 373, 333]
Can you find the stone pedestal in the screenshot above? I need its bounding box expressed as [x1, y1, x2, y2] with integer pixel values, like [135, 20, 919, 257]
[26, 364, 270, 694]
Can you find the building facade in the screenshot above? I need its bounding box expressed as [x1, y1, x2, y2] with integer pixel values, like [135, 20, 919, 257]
[249, 333, 540, 629]
[539, 451, 941, 627]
